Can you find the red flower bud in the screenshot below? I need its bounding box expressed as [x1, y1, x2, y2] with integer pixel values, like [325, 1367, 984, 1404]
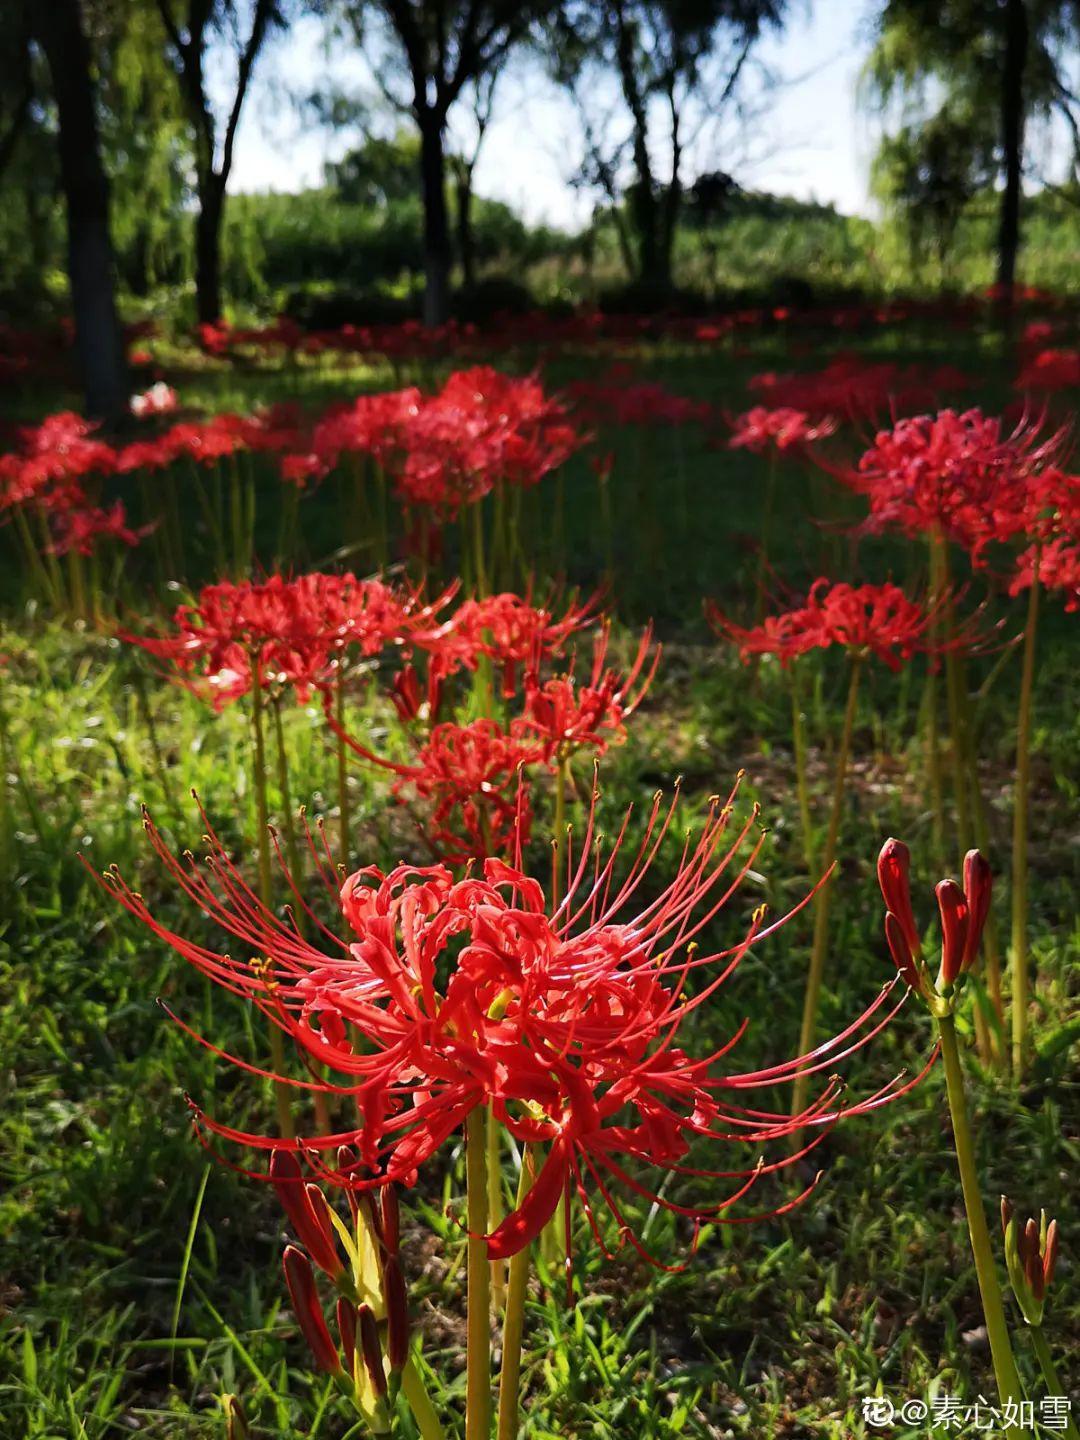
[282, 1246, 341, 1375]
[935, 879, 969, 987]
[270, 1151, 344, 1281]
[337, 1298, 357, 1376]
[878, 839, 920, 959]
[1023, 1218, 1044, 1299]
[1001, 1195, 1013, 1235]
[381, 1254, 410, 1371]
[1044, 1219, 1059, 1288]
[357, 1303, 387, 1398]
[885, 911, 922, 991]
[380, 1185, 400, 1255]
[961, 850, 992, 972]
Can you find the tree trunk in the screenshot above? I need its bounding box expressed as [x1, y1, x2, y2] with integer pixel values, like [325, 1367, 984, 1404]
[456, 165, 476, 290]
[33, 0, 127, 420]
[195, 178, 225, 324]
[418, 109, 451, 327]
[996, 0, 1028, 304]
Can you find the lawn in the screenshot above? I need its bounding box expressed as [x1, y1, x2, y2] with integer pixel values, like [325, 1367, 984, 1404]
[1, 305, 1077, 1439]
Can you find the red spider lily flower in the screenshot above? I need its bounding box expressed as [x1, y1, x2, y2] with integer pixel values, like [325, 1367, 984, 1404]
[327, 714, 545, 862]
[1009, 537, 1080, 611]
[45, 500, 152, 557]
[122, 573, 450, 708]
[851, 408, 1064, 555]
[876, 839, 992, 1002]
[747, 358, 970, 423]
[709, 579, 937, 672]
[728, 406, 837, 453]
[567, 373, 712, 427]
[430, 589, 603, 696]
[516, 623, 658, 761]
[1015, 348, 1080, 395]
[283, 1246, 344, 1375]
[1001, 1198, 1060, 1326]
[95, 780, 932, 1271]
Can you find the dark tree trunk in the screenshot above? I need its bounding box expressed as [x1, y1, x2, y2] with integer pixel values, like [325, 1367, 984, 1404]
[418, 110, 451, 326]
[997, 0, 1028, 303]
[195, 178, 225, 324]
[456, 165, 476, 290]
[34, 0, 127, 419]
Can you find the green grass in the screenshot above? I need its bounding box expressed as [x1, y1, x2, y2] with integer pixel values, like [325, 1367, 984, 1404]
[1, 316, 1077, 1438]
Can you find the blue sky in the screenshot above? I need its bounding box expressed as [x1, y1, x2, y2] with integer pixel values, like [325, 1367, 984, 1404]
[226, 1, 881, 224]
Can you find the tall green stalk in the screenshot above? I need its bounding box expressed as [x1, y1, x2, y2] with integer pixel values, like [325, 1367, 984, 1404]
[1011, 573, 1040, 1075]
[465, 1108, 492, 1440]
[937, 1014, 1030, 1435]
[497, 1147, 537, 1440]
[487, 1111, 506, 1312]
[336, 666, 351, 870]
[789, 662, 814, 872]
[791, 655, 861, 1121]
[1028, 1329, 1079, 1440]
[250, 679, 294, 1141]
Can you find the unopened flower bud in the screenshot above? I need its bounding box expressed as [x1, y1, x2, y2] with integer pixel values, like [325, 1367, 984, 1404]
[1001, 1198, 1060, 1326]
[270, 1151, 344, 1281]
[337, 1297, 357, 1377]
[381, 1254, 410, 1371]
[357, 1303, 388, 1398]
[283, 1246, 342, 1374]
[935, 879, 970, 988]
[877, 839, 920, 958]
[961, 850, 992, 971]
[220, 1394, 249, 1440]
[380, 1184, 400, 1255]
[885, 911, 923, 992]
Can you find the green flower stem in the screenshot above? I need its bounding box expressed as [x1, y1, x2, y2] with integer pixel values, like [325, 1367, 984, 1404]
[937, 1013, 1029, 1435]
[336, 667, 350, 870]
[497, 1147, 537, 1440]
[465, 1108, 492, 1440]
[791, 654, 860, 1121]
[541, 757, 570, 1271]
[250, 679, 294, 1141]
[1028, 1327, 1079, 1440]
[1011, 571, 1040, 1075]
[472, 499, 488, 598]
[487, 1110, 506, 1313]
[401, 1357, 446, 1440]
[789, 662, 814, 872]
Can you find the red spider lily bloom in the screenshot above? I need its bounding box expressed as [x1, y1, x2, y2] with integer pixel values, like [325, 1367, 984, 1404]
[709, 580, 937, 671]
[516, 624, 658, 760]
[95, 780, 932, 1270]
[567, 373, 711, 428]
[123, 573, 447, 708]
[1009, 537, 1080, 611]
[851, 408, 1064, 554]
[328, 715, 545, 862]
[1015, 348, 1080, 395]
[748, 358, 970, 424]
[45, 500, 152, 557]
[423, 589, 602, 694]
[728, 406, 836, 453]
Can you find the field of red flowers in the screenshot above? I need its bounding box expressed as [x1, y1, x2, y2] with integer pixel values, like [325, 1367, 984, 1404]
[1, 299, 1077, 1439]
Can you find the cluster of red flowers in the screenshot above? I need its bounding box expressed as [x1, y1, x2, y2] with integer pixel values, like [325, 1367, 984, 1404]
[728, 406, 836, 454]
[565, 368, 712, 428]
[97, 780, 929, 1266]
[748, 357, 971, 423]
[284, 367, 582, 519]
[1015, 348, 1080, 395]
[329, 592, 656, 861]
[0, 411, 150, 558]
[124, 572, 450, 708]
[709, 579, 936, 670]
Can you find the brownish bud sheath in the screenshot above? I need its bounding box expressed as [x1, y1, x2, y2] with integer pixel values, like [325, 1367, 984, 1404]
[357, 1303, 388, 1398]
[337, 1297, 357, 1376]
[336, 1146, 360, 1225]
[884, 911, 921, 991]
[961, 850, 992, 972]
[1023, 1219, 1042, 1296]
[382, 1254, 410, 1371]
[1000, 1195, 1013, 1235]
[282, 1246, 341, 1375]
[270, 1151, 344, 1281]
[877, 839, 920, 957]
[935, 879, 969, 987]
[380, 1184, 400, 1255]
